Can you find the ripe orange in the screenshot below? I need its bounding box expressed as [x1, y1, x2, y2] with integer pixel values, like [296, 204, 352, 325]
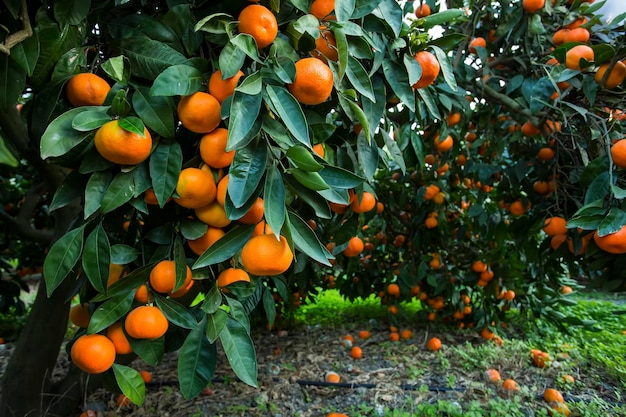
[116, 394, 131, 407]
[288, 57, 334, 105]
[521, 120, 540, 136]
[425, 217, 438, 229]
[593, 224, 626, 254]
[149, 260, 192, 294]
[552, 29, 568, 46]
[426, 337, 442, 351]
[310, 0, 334, 19]
[70, 334, 116, 374]
[414, 3, 431, 17]
[324, 371, 341, 383]
[240, 234, 294, 275]
[134, 284, 152, 303]
[139, 370, 152, 383]
[447, 112, 461, 126]
[433, 134, 453, 152]
[565, 45, 594, 70]
[217, 268, 250, 288]
[523, 0, 545, 13]
[595, 61, 626, 89]
[549, 403, 570, 416]
[94, 120, 152, 166]
[188, 226, 224, 256]
[544, 388, 564, 403]
[125, 305, 169, 339]
[174, 167, 217, 209]
[238, 197, 265, 224]
[313, 143, 325, 158]
[312, 30, 338, 63]
[238, 5, 278, 49]
[208, 70, 244, 103]
[537, 147, 555, 161]
[343, 236, 364, 257]
[107, 263, 126, 287]
[195, 201, 231, 228]
[401, 329, 412, 339]
[389, 332, 400, 341]
[351, 191, 376, 213]
[327, 413, 348, 417]
[563, 27, 590, 43]
[358, 330, 371, 339]
[469, 37, 486, 54]
[412, 51, 440, 89]
[502, 378, 519, 391]
[562, 374, 575, 384]
[177, 92, 221, 134]
[387, 283, 400, 297]
[484, 368, 501, 382]
[561, 285, 573, 294]
[504, 290, 515, 301]
[106, 322, 133, 355]
[69, 303, 91, 328]
[481, 327, 495, 340]
[199, 128, 235, 169]
[509, 199, 530, 216]
[350, 346, 362, 359]
[543, 217, 568, 236]
[66, 73, 111, 107]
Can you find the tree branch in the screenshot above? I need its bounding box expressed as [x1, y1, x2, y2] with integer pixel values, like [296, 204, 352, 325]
[0, 0, 33, 55]
[0, 183, 54, 244]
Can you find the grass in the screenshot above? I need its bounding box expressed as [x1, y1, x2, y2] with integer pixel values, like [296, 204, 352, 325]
[295, 290, 626, 417]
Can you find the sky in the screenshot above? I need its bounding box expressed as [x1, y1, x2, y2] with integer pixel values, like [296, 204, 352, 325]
[594, 0, 626, 23]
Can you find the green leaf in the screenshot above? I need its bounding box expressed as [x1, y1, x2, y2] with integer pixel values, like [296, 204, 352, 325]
[382, 60, 415, 112]
[201, 286, 223, 315]
[40, 106, 106, 159]
[154, 295, 198, 330]
[219, 41, 247, 79]
[193, 225, 255, 269]
[291, 169, 330, 191]
[416, 88, 441, 120]
[111, 244, 140, 265]
[262, 288, 277, 328]
[362, 76, 386, 140]
[82, 224, 111, 294]
[346, 56, 375, 101]
[206, 309, 228, 343]
[49, 171, 86, 212]
[118, 116, 145, 136]
[585, 172, 610, 205]
[101, 171, 136, 214]
[150, 64, 204, 96]
[181, 219, 208, 241]
[431, 45, 457, 91]
[430, 33, 466, 52]
[149, 140, 182, 207]
[220, 316, 258, 387]
[112, 90, 132, 119]
[264, 164, 286, 237]
[286, 146, 323, 172]
[102, 55, 131, 85]
[228, 140, 268, 208]
[287, 211, 333, 266]
[264, 85, 310, 147]
[357, 131, 379, 178]
[227, 91, 263, 151]
[284, 175, 332, 219]
[84, 171, 112, 219]
[71, 111, 111, 132]
[382, 130, 406, 173]
[132, 86, 176, 138]
[372, 0, 403, 38]
[0, 134, 18, 167]
[43, 226, 84, 297]
[112, 364, 145, 406]
[318, 165, 365, 189]
[9, 31, 39, 77]
[173, 236, 187, 293]
[87, 291, 135, 334]
[231, 34, 261, 62]
[129, 337, 165, 366]
[597, 208, 626, 237]
[420, 9, 465, 28]
[54, 0, 91, 25]
[335, 0, 356, 21]
[178, 316, 217, 399]
[111, 37, 187, 80]
[338, 93, 371, 141]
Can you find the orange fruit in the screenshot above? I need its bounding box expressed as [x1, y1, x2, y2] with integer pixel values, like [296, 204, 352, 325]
[313, 143, 325, 157]
[481, 327, 495, 340]
[387, 283, 400, 297]
[124, 305, 169, 339]
[177, 92, 221, 134]
[208, 70, 244, 103]
[426, 337, 442, 351]
[502, 378, 520, 391]
[433, 134, 453, 152]
[565, 45, 594, 70]
[241, 234, 294, 275]
[425, 217, 438, 229]
[562, 374, 575, 384]
[238, 5, 278, 49]
[537, 147, 555, 161]
[549, 403, 570, 416]
[611, 140, 626, 167]
[509, 199, 530, 216]
[595, 61, 626, 89]
[350, 346, 362, 359]
[471, 260, 488, 273]
[593, 224, 626, 254]
[106, 322, 133, 355]
[563, 27, 590, 43]
[400, 329, 412, 339]
[484, 368, 501, 382]
[310, 0, 334, 19]
[565, 16, 588, 29]
[199, 128, 235, 169]
[288, 57, 334, 105]
[312, 30, 338, 63]
[358, 330, 371, 339]
[544, 388, 564, 403]
[543, 217, 568, 236]
[107, 263, 126, 287]
[134, 284, 152, 303]
[552, 29, 568, 46]
[469, 37, 486, 54]
[144, 188, 162, 205]
[116, 394, 131, 408]
[188, 226, 224, 256]
[324, 371, 341, 383]
[94, 120, 152, 166]
[149, 260, 192, 294]
[414, 3, 431, 17]
[216, 175, 229, 206]
[238, 197, 265, 224]
[139, 370, 152, 383]
[69, 303, 90, 328]
[447, 112, 461, 126]
[70, 334, 116, 374]
[326, 414, 348, 417]
[66, 73, 111, 107]
[504, 290, 515, 301]
[253, 219, 274, 236]
[533, 180, 550, 195]
[521, 120, 540, 136]
[217, 268, 250, 288]
[196, 201, 231, 228]
[412, 51, 440, 89]
[389, 332, 400, 341]
[561, 285, 573, 294]
[523, 0, 545, 13]
[351, 191, 376, 213]
[174, 167, 217, 209]
[343, 236, 364, 257]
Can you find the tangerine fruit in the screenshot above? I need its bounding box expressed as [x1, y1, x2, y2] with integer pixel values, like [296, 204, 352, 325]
[310, 0, 334, 19]
[188, 226, 225, 256]
[593, 224, 626, 254]
[199, 128, 235, 169]
[149, 260, 192, 294]
[66, 73, 111, 107]
[217, 267, 251, 288]
[565, 45, 594, 70]
[70, 334, 116, 374]
[238, 4, 278, 49]
[342, 236, 364, 257]
[177, 92, 221, 134]
[174, 167, 217, 209]
[412, 51, 440, 89]
[288, 57, 334, 105]
[208, 70, 244, 103]
[94, 120, 152, 166]
[124, 305, 169, 339]
[240, 234, 294, 276]
[426, 337, 442, 351]
[106, 322, 133, 355]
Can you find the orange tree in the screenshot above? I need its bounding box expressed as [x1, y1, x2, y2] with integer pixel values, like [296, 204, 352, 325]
[0, 0, 468, 415]
[315, 0, 626, 336]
